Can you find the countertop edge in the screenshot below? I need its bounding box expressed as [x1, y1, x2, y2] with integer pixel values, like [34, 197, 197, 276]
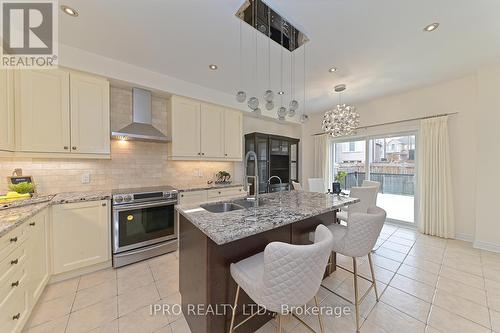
[0, 191, 112, 237]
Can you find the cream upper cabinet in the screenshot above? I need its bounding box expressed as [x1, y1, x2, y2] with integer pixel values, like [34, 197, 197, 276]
[0, 70, 14, 151]
[170, 96, 201, 157]
[51, 200, 110, 275]
[16, 69, 70, 153]
[169, 95, 243, 161]
[200, 103, 224, 158]
[224, 108, 243, 159]
[70, 72, 110, 154]
[26, 209, 49, 307]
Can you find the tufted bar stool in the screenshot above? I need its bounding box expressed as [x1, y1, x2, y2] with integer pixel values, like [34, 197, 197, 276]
[325, 206, 386, 332]
[229, 224, 333, 333]
[337, 186, 379, 223]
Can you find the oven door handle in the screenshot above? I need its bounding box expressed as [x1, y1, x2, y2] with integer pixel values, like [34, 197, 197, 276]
[113, 200, 177, 211]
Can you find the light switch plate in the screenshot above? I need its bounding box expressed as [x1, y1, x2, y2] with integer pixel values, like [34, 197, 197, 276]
[81, 172, 91, 184]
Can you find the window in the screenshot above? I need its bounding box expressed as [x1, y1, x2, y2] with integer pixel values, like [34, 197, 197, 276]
[349, 141, 356, 152]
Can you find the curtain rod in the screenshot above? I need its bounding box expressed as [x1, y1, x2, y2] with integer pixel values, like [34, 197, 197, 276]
[312, 112, 459, 136]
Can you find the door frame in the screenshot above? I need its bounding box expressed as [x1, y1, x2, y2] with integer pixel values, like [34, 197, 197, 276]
[330, 130, 419, 227]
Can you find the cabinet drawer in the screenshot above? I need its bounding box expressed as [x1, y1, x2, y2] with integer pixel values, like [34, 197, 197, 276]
[0, 263, 27, 306]
[178, 191, 208, 205]
[0, 282, 27, 333]
[0, 224, 28, 263]
[0, 245, 27, 300]
[207, 187, 245, 199]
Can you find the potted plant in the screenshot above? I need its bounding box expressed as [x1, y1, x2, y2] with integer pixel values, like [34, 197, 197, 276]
[335, 171, 348, 190]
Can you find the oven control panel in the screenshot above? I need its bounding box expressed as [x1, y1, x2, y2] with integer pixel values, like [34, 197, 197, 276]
[112, 190, 178, 205]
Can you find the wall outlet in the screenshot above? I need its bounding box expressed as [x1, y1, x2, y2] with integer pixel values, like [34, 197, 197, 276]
[81, 172, 91, 184]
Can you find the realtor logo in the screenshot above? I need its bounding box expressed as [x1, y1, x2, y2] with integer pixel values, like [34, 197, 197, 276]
[1, 0, 58, 68]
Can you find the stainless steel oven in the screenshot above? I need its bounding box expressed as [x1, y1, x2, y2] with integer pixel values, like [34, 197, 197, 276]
[112, 186, 178, 267]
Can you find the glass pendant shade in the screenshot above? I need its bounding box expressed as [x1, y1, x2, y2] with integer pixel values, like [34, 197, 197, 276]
[264, 90, 274, 102]
[253, 107, 262, 115]
[236, 91, 247, 103]
[287, 108, 296, 117]
[265, 100, 274, 110]
[300, 114, 309, 123]
[289, 100, 299, 111]
[277, 106, 287, 118]
[248, 97, 259, 110]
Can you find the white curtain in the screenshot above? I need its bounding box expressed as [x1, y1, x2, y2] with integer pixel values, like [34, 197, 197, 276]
[418, 116, 455, 238]
[313, 134, 331, 191]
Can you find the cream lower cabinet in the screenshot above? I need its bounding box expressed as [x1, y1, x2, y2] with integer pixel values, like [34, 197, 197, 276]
[0, 208, 49, 333]
[26, 209, 49, 307]
[51, 200, 110, 275]
[178, 186, 245, 205]
[0, 70, 14, 151]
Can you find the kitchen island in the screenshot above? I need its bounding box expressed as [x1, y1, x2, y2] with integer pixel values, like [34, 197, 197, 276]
[176, 191, 359, 333]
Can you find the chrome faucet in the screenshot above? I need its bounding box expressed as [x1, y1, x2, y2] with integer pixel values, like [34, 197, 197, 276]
[268, 176, 283, 205]
[244, 151, 259, 201]
[267, 176, 282, 192]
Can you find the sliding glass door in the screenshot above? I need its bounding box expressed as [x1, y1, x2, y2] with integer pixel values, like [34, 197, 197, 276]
[368, 134, 416, 223]
[330, 133, 417, 224]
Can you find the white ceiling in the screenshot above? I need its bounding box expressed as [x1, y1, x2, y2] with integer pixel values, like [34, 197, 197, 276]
[59, 0, 500, 114]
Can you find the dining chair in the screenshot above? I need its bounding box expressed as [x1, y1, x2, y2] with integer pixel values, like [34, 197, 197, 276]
[337, 186, 379, 223]
[362, 180, 381, 193]
[291, 181, 303, 190]
[308, 178, 325, 193]
[229, 224, 333, 333]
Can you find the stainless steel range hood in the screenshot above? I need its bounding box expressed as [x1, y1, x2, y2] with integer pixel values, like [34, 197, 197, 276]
[111, 88, 170, 142]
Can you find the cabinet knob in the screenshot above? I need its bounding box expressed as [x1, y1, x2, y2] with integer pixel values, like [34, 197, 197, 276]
[218, 191, 221, 194]
[12, 313, 20, 320]
[10, 237, 17, 243]
[29, 222, 35, 226]
[181, 194, 184, 197]
[102, 203, 106, 207]
[201, 152, 205, 156]
[11, 280, 19, 287]
[225, 153, 227, 156]
[198, 152, 201, 155]
[10, 259, 18, 265]
[72, 146, 77, 150]
[64, 146, 69, 150]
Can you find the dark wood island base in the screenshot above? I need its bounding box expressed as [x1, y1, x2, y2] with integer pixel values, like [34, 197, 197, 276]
[179, 211, 336, 333]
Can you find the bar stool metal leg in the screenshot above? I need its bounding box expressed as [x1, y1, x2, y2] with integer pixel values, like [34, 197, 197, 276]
[229, 285, 240, 333]
[314, 296, 325, 333]
[352, 257, 360, 333]
[276, 314, 282, 333]
[368, 253, 379, 301]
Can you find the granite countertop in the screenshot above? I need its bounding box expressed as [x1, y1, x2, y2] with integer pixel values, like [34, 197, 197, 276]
[0, 190, 112, 237]
[176, 191, 359, 245]
[177, 183, 244, 192]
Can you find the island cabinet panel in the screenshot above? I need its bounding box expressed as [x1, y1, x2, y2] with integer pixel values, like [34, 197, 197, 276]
[178, 211, 336, 333]
[0, 70, 14, 151]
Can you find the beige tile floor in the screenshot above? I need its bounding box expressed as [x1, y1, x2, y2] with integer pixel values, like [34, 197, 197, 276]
[23, 224, 500, 333]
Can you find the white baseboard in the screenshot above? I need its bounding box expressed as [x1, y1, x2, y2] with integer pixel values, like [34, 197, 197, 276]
[473, 240, 500, 254]
[455, 233, 473, 242]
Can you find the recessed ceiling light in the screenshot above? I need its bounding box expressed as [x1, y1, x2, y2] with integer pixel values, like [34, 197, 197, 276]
[278, 91, 285, 95]
[209, 64, 218, 70]
[423, 23, 439, 32]
[61, 5, 78, 17]
[328, 67, 338, 73]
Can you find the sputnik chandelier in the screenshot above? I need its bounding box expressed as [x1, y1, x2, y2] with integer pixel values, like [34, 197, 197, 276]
[322, 84, 360, 137]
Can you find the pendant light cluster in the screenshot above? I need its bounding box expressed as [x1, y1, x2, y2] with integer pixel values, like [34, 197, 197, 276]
[322, 84, 360, 137]
[235, 0, 306, 122]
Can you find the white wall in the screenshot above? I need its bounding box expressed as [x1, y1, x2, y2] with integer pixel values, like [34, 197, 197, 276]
[302, 74, 478, 242]
[474, 63, 500, 251]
